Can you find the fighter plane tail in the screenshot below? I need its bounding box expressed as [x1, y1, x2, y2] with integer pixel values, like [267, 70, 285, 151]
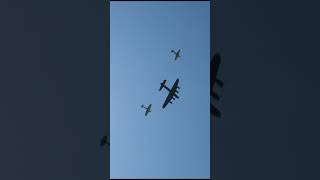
[159, 80, 167, 91]
[141, 104, 144, 108]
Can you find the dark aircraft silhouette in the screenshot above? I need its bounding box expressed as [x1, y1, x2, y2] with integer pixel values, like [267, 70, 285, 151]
[211, 104, 221, 118]
[171, 49, 181, 60]
[159, 78, 180, 108]
[100, 135, 110, 147]
[211, 53, 223, 118]
[141, 104, 152, 116]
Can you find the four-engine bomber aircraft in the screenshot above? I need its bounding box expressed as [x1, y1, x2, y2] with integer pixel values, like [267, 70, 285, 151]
[210, 53, 224, 117]
[171, 49, 181, 60]
[141, 104, 152, 116]
[159, 78, 180, 108]
[140, 52, 222, 116]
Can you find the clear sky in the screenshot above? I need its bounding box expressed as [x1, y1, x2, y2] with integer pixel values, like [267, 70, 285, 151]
[110, 1, 210, 178]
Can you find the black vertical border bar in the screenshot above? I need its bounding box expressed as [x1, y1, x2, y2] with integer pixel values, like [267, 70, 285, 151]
[210, 0, 216, 179]
[104, 0, 110, 179]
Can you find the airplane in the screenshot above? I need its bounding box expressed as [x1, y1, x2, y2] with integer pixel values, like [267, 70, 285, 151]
[141, 104, 152, 116]
[211, 104, 221, 118]
[159, 78, 180, 108]
[171, 49, 181, 60]
[210, 53, 224, 100]
[210, 53, 223, 118]
[100, 135, 110, 147]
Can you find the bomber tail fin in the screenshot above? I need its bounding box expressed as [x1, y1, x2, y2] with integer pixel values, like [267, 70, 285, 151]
[159, 80, 167, 91]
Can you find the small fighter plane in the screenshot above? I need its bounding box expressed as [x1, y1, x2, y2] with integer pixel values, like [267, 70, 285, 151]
[159, 78, 180, 108]
[100, 135, 110, 147]
[210, 53, 223, 118]
[171, 49, 181, 60]
[141, 104, 152, 116]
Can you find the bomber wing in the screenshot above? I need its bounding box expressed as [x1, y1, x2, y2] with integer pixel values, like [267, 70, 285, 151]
[210, 53, 221, 91]
[162, 93, 173, 108]
[162, 79, 179, 108]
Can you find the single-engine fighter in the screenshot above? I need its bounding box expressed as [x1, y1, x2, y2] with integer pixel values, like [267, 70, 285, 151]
[171, 49, 181, 60]
[100, 135, 110, 147]
[141, 104, 152, 116]
[159, 78, 180, 108]
[210, 53, 223, 118]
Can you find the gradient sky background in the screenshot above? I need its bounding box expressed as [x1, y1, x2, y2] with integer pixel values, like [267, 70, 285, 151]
[110, 1, 210, 179]
[2, 0, 320, 180]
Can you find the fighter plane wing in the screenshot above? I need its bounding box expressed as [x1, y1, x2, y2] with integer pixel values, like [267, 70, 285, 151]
[162, 79, 179, 108]
[175, 50, 180, 60]
[145, 104, 152, 116]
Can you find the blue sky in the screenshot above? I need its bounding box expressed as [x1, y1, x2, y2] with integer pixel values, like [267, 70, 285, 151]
[110, 2, 210, 178]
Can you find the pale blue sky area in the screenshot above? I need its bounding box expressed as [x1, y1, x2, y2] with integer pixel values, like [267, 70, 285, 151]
[110, 2, 210, 179]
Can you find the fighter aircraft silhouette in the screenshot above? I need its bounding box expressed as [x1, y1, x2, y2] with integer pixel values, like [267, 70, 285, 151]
[210, 53, 223, 118]
[141, 104, 152, 116]
[159, 78, 180, 108]
[171, 49, 181, 60]
[100, 135, 110, 147]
